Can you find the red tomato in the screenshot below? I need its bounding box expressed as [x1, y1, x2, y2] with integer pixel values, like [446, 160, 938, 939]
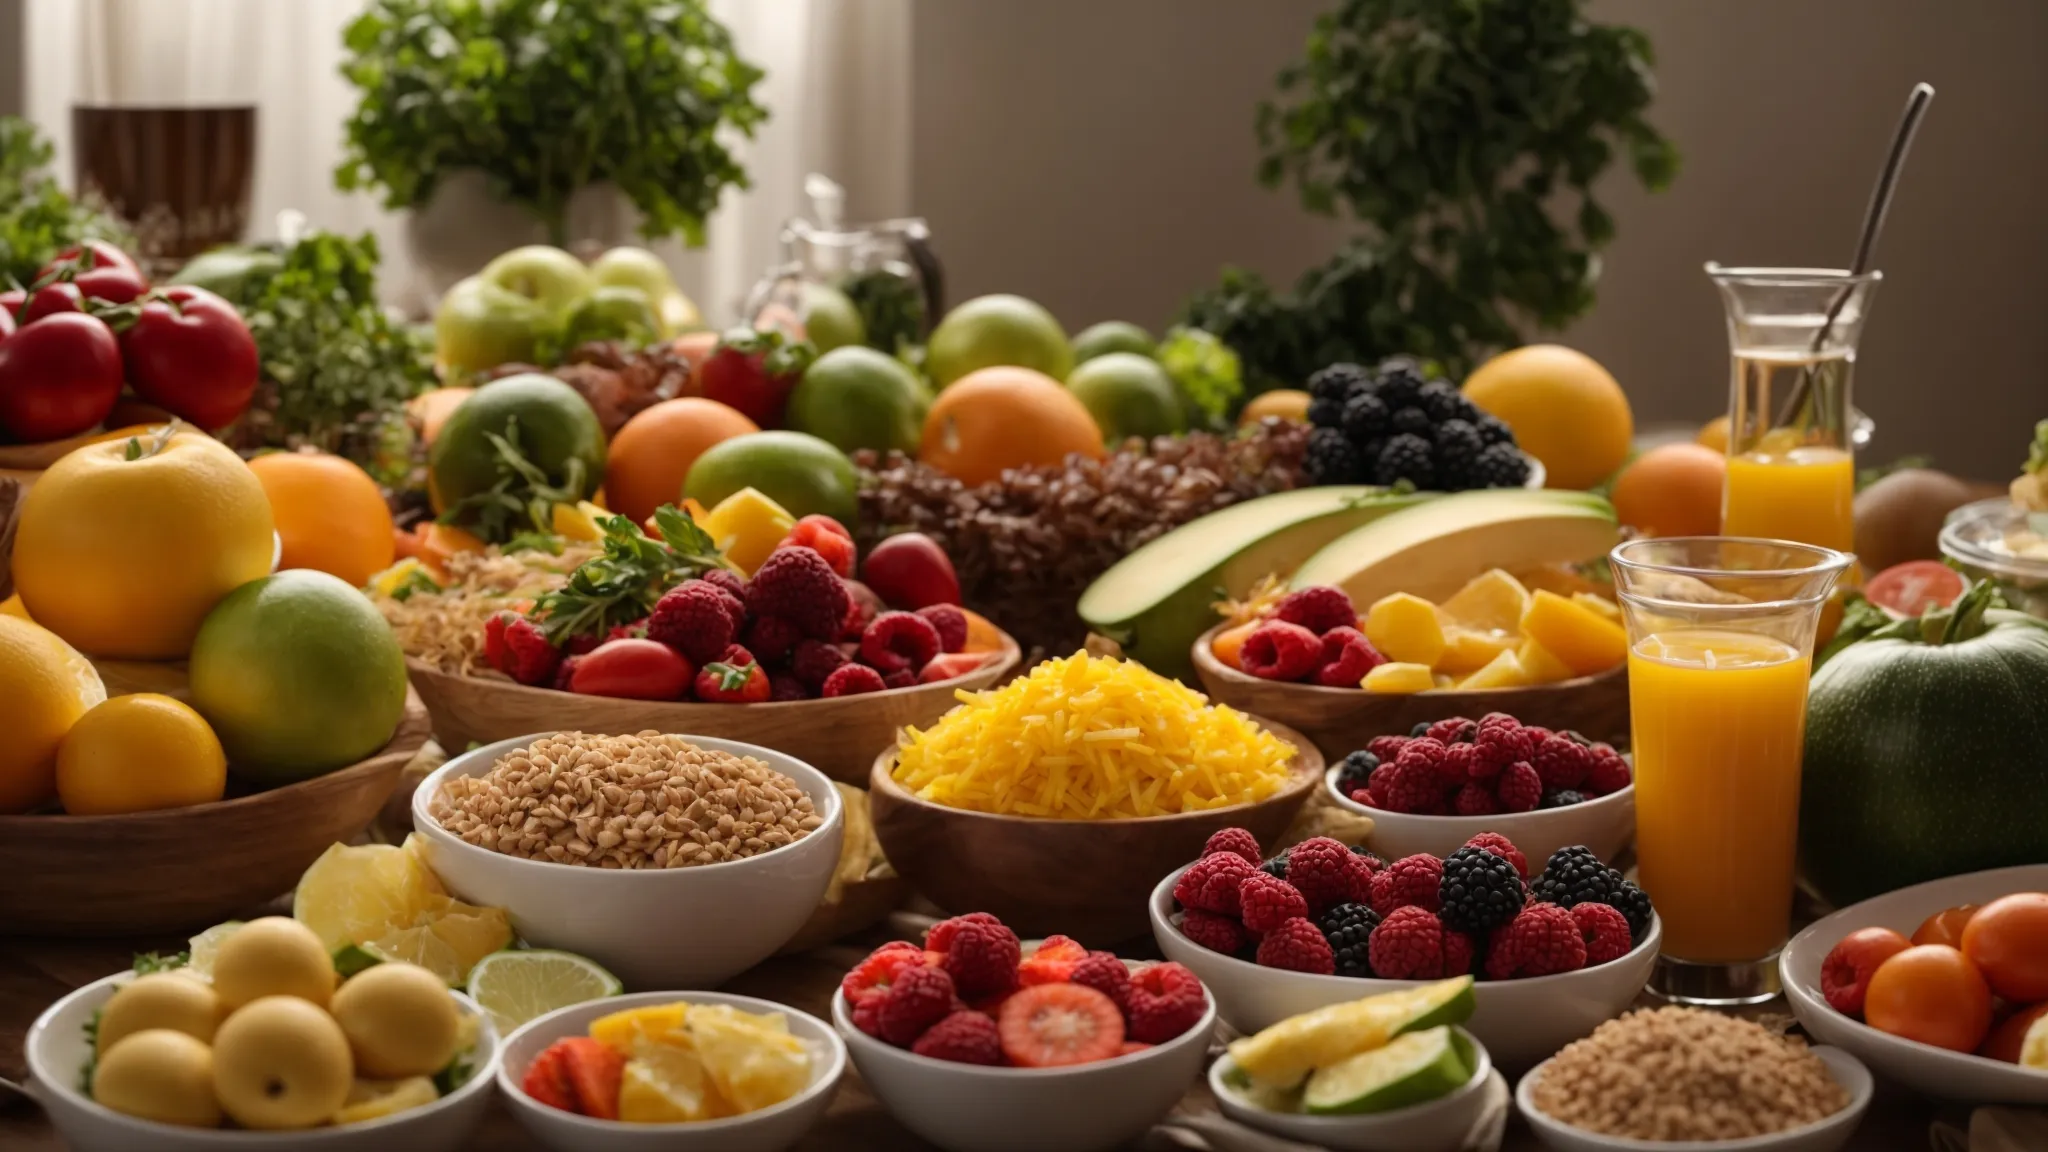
[119, 286, 260, 430]
[0, 288, 21, 323]
[40, 241, 141, 280]
[22, 282, 85, 323]
[568, 638, 693, 700]
[0, 311, 123, 441]
[1865, 561, 1965, 618]
[71, 263, 149, 306]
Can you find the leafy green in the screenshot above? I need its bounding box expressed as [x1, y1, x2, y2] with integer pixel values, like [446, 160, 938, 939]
[2025, 419, 2048, 476]
[432, 1047, 475, 1097]
[531, 506, 735, 644]
[841, 269, 925, 356]
[335, 0, 768, 246]
[131, 951, 191, 975]
[0, 118, 135, 287]
[1816, 593, 1891, 668]
[381, 564, 444, 602]
[438, 422, 590, 544]
[1184, 0, 1676, 387]
[1155, 326, 1244, 430]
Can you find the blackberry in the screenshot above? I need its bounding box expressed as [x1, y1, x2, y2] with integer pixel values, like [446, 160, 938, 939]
[1375, 354, 1424, 378]
[1373, 433, 1436, 488]
[1307, 396, 1345, 429]
[1438, 846, 1527, 934]
[1334, 749, 1380, 795]
[1540, 789, 1588, 809]
[1433, 419, 1483, 488]
[1355, 436, 1388, 467]
[1375, 364, 1424, 408]
[1305, 427, 1367, 484]
[1474, 413, 1515, 445]
[1259, 850, 1290, 880]
[1339, 392, 1390, 441]
[1417, 380, 1465, 423]
[1409, 721, 1435, 738]
[1318, 902, 1381, 978]
[1308, 362, 1370, 403]
[1390, 406, 1434, 436]
[1532, 846, 1627, 910]
[1470, 441, 1531, 488]
[1612, 881, 1656, 942]
[1349, 845, 1387, 871]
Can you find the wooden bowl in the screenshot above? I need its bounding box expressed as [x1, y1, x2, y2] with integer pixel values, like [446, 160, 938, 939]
[1191, 623, 1630, 760]
[406, 631, 1022, 784]
[0, 403, 177, 476]
[868, 718, 1325, 946]
[0, 691, 430, 937]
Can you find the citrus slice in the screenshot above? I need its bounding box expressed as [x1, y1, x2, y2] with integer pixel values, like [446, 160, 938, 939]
[468, 950, 623, 1034]
[359, 900, 514, 987]
[619, 1047, 728, 1123]
[2020, 1012, 2048, 1071]
[1303, 1025, 1471, 1115]
[1440, 568, 1531, 634]
[332, 1076, 439, 1125]
[686, 1005, 810, 1112]
[184, 920, 244, 981]
[1227, 977, 1474, 1089]
[294, 840, 512, 986]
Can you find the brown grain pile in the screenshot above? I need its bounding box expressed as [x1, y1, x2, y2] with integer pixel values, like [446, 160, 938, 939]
[1530, 1007, 1850, 1142]
[431, 731, 823, 869]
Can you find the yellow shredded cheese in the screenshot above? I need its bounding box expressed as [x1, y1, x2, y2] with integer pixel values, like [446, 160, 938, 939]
[889, 652, 1298, 819]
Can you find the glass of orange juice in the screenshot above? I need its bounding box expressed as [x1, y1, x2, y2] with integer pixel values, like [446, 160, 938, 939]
[1611, 536, 1851, 1005]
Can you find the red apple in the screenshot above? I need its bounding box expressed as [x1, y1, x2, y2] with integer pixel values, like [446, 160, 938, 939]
[861, 532, 960, 609]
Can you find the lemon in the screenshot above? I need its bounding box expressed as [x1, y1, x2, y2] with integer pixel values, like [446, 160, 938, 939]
[2021, 1014, 2048, 1071]
[0, 615, 106, 813]
[620, 1047, 726, 1123]
[687, 1005, 810, 1113]
[184, 921, 243, 981]
[332, 1076, 439, 1126]
[293, 840, 512, 986]
[56, 693, 227, 815]
[468, 950, 621, 1035]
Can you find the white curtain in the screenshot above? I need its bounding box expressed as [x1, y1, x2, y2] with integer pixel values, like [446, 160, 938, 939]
[23, 0, 911, 323]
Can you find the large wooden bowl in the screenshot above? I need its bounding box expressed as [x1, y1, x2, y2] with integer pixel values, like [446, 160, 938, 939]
[407, 632, 1022, 784]
[0, 691, 430, 937]
[1192, 623, 1630, 760]
[869, 718, 1326, 946]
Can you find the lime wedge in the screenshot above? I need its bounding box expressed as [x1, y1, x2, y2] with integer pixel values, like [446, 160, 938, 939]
[184, 921, 243, 981]
[466, 949, 622, 1034]
[333, 945, 384, 978]
[1303, 1025, 1470, 1115]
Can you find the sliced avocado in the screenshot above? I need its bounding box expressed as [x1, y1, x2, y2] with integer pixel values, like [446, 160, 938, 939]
[1226, 977, 1475, 1089]
[1078, 486, 1431, 677]
[1303, 1025, 1471, 1115]
[1291, 490, 1617, 609]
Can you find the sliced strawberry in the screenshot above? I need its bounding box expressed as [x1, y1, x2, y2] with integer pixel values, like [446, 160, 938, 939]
[996, 983, 1125, 1068]
[520, 1041, 581, 1113]
[1017, 934, 1088, 987]
[557, 1037, 625, 1121]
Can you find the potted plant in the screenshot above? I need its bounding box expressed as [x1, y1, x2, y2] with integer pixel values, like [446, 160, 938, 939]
[334, 0, 768, 299]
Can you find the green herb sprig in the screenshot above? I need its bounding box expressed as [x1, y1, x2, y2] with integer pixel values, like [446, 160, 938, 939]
[532, 506, 735, 645]
[0, 118, 135, 287]
[1156, 326, 1244, 430]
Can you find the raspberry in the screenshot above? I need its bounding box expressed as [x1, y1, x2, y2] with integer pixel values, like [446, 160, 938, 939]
[916, 604, 969, 653]
[1256, 917, 1335, 974]
[790, 638, 849, 689]
[821, 663, 887, 696]
[699, 567, 748, 600]
[782, 516, 857, 577]
[563, 633, 602, 656]
[882, 668, 918, 689]
[840, 578, 882, 640]
[851, 994, 885, 1037]
[1436, 742, 1475, 786]
[1351, 845, 1387, 872]
[747, 546, 851, 640]
[1486, 903, 1586, 979]
[1364, 761, 1400, 809]
[485, 611, 561, 686]
[842, 941, 927, 1004]
[1318, 902, 1380, 977]
[1425, 717, 1477, 744]
[743, 614, 803, 664]
[1239, 620, 1323, 681]
[1124, 962, 1207, 1043]
[1382, 759, 1447, 814]
[1314, 625, 1386, 687]
[1369, 854, 1444, 917]
[1279, 838, 1356, 914]
[605, 617, 650, 643]
[1443, 928, 1477, 976]
[1369, 906, 1449, 979]
[926, 912, 1006, 951]
[1438, 846, 1527, 934]
[911, 1010, 1003, 1064]
[1497, 761, 1542, 812]
[1394, 737, 1447, 778]
[1585, 744, 1633, 795]
[928, 916, 1021, 999]
[769, 672, 810, 701]
[1192, 830, 1256, 867]
[1531, 734, 1590, 790]
[1173, 851, 1256, 915]
[1069, 951, 1133, 1010]
[1177, 910, 1245, 955]
[1366, 735, 1409, 761]
[1017, 935, 1087, 986]
[1470, 718, 1533, 778]
[1462, 832, 1529, 879]
[647, 580, 740, 664]
[862, 611, 942, 674]
[1238, 872, 1310, 933]
[1573, 902, 1634, 966]
[876, 963, 958, 1045]
[1453, 782, 1500, 816]
[1274, 586, 1358, 635]
[1341, 853, 1377, 905]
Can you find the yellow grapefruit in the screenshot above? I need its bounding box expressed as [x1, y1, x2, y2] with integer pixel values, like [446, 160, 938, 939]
[0, 616, 107, 813]
[1461, 345, 1633, 490]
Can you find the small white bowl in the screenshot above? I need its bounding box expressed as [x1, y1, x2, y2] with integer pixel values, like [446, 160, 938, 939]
[411, 732, 844, 991]
[1515, 1045, 1873, 1151]
[25, 971, 498, 1152]
[832, 983, 1215, 1152]
[1326, 765, 1635, 867]
[1149, 864, 1657, 1070]
[1209, 1026, 1493, 1152]
[496, 990, 845, 1152]
[1782, 863, 2048, 1104]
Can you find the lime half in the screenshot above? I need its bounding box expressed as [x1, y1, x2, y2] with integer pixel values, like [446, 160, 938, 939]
[467, 950, 622, 1034]
[1302, 1025, 1471, 1115]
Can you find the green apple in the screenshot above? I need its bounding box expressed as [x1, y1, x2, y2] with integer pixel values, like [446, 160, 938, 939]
[589, 246, 677, 297]
[480, 245, 594, 319]
[560, 285, 663, 349]
[435, 275, 548, 374]
[658, 290, 703, 335]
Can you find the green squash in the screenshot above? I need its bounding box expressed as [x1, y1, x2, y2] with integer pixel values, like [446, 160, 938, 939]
[1801, 582, 2048, 906]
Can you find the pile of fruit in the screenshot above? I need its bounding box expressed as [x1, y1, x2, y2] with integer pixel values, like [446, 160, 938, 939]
[434, 245, 702, 382]
[840, 912, 1209, 1067]
[521, 1000, 813, 1124]
[1222, 979, 1477, 1116]
[1169, 828, 1651, 980]
[1302, 359, 1531, 490]
[1331, 714, 1632, 815]
[84, 918, 478, 1131]
[1819, 892, 2048, 1065]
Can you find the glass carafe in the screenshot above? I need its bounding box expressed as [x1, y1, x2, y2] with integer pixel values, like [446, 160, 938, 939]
[747, 175, 943, 355]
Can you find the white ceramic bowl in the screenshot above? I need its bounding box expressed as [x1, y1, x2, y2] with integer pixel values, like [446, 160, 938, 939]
[1149, 864, 1657, 1070]
[1782, 863, 2048, 1103]
[411, 732, 844, 991]
[1515, 1045, 1873, 1151]
[24, 971, 498, 1152]
[496, 989, 845, 1152]
[833, 983, 1214, 1152]
[1209, 1026, 1493, 1152]
[1327, 765, 1635, 868]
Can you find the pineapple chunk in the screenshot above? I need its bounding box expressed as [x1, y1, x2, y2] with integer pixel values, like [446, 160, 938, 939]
[1456, 649, 1532, 690]
[1364, 593, 1447, 667]
[1436, 627, 1516, 675]
[592, 1004, 689, 1053]
[1439, 568, 1531, 634]
[1520, 590, 1627, 676]
[1516, 636, 1577, 684]
[1363, 662, 1437, 694]
[687, 1006, 811, 1114]
[619, 1047, 728, 1123]
[1513, 563, 1610, 599]
[1571, 591, 1622, 623]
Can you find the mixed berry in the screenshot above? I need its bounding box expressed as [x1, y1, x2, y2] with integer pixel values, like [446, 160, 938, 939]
[1234, 586, 1389, 685]
[1333, 712, 1632, 815]
[1169, 827, 1653, 982]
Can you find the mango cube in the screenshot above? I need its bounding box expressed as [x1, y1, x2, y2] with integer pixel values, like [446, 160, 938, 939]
[1456, 649, 1532, 690]
[1436, 627, 1516, 676]
[702, 487, 797, 575]
[1520, 590, 1627, 676]
[1364, 593, 1447, 668]
[592, 1004, 689, 1053]
[1571, 591, 1623, 623]
[1516, 636, 1576, 684]
[1363, 661, 1437, 694]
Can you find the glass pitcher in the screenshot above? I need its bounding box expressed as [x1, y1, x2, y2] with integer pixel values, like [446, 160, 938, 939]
[746, 175, 944, 355]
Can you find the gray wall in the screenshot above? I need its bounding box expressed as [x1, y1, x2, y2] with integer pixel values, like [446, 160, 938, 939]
[910, 0, 2048, 474]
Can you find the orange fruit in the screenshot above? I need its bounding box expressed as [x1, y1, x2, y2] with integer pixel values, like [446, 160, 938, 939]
[1609, 443, 1726, 537]
[1239, 389, 1312, 425]
[919, 366, 1105, 487]
[1864, 944, 1992, 1053]
[408, 387, 474, 447]
[1697, 416, 1731, 454]
[0, 616, 106, 813]
[248, 451, 396, 588]
[1210, 620, 1261, 669]
[605, 398, 759, 525]
[1981, 1002, 2048, 1064]
[13, 428, 276, 659]
[960, 608, 1006, 653]
[1911, 904, 1979, 948]
[417, 523, 486, 579]
[1962, 893, 2048, 1002]
[56, 693, 226, 815]
[1461, 344, 1633, 490]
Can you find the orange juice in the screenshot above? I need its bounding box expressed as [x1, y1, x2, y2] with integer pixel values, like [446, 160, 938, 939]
[1628, 628, 1811, 962]
[1722, 445, 1855, 553]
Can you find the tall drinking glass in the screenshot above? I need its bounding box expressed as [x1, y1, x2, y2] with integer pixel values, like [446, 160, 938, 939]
[1610, 537, 1851, 1005]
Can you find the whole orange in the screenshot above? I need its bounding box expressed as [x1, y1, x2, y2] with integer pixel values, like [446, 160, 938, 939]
[1697, 415, 1731, 454]
[1610, 443, 1726, 537]
[1461, 344, 1633, 489]
[248, 451, 395, 587]
[1981, 1002, 2048, 1064]
[1864, 944, 1992, 1053]
[1962, 893, 2048, 1002]
[1911, 904, 1979, 948]
[919, 366, 1105, 487]
[407, 387, 474, 446]
[605, 398, 759, 525]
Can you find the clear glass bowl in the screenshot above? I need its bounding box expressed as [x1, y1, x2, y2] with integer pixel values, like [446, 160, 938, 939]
[1940, 497, 2048, 620]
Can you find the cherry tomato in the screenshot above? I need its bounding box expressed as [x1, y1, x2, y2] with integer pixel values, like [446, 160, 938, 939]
[568, 638, 693, 701]
[119, 286, 260, 430]
[0, 311, 123, 441]
[21, 282, 85, 323]
[1865, 560, 1965, 618]
[1912, 904, 1979, 948]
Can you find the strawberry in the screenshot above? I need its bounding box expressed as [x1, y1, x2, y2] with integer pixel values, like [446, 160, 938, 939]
[693, 646, 770, 703]
[696, 327, 817, 426]
[555, 1037, 624, 1121]
[920, 651, 994, 684]
[520, 1041, 580, 1113]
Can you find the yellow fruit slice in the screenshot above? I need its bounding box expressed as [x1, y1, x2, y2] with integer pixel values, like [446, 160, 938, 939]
[550, 501, 609, 544]
[1435, 628, 1515, 676]
[2019, 1014, 2048, 1070]
[702, 487, 796, 576]
[332, 1076, 439, 1125]
[1455, 650, 1531, 690]
[184, 921, 245, 981]
[1519, 590, 1627, 676]
[467, 950, 621, 1035]
[361, 900, 514, 987]
[1571, 591, 1622, 622]
[1362, 662, 1436, 694]
[592, 1004, 690, 1054]
[1516, 637, 1576, 684]
[294, 840, 511, 986]
[686, 1006, 810, 1113]
[1439, 569, 1530, 634]
[1228, 978, 1474, 1089]
[1363, 593, 1447, 667]
[620, 1046, 729, 1123]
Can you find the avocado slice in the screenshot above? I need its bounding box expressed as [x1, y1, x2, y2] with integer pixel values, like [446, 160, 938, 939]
[1302, 1025, 1472, 1115]
[1078, 486, 1431, 677]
